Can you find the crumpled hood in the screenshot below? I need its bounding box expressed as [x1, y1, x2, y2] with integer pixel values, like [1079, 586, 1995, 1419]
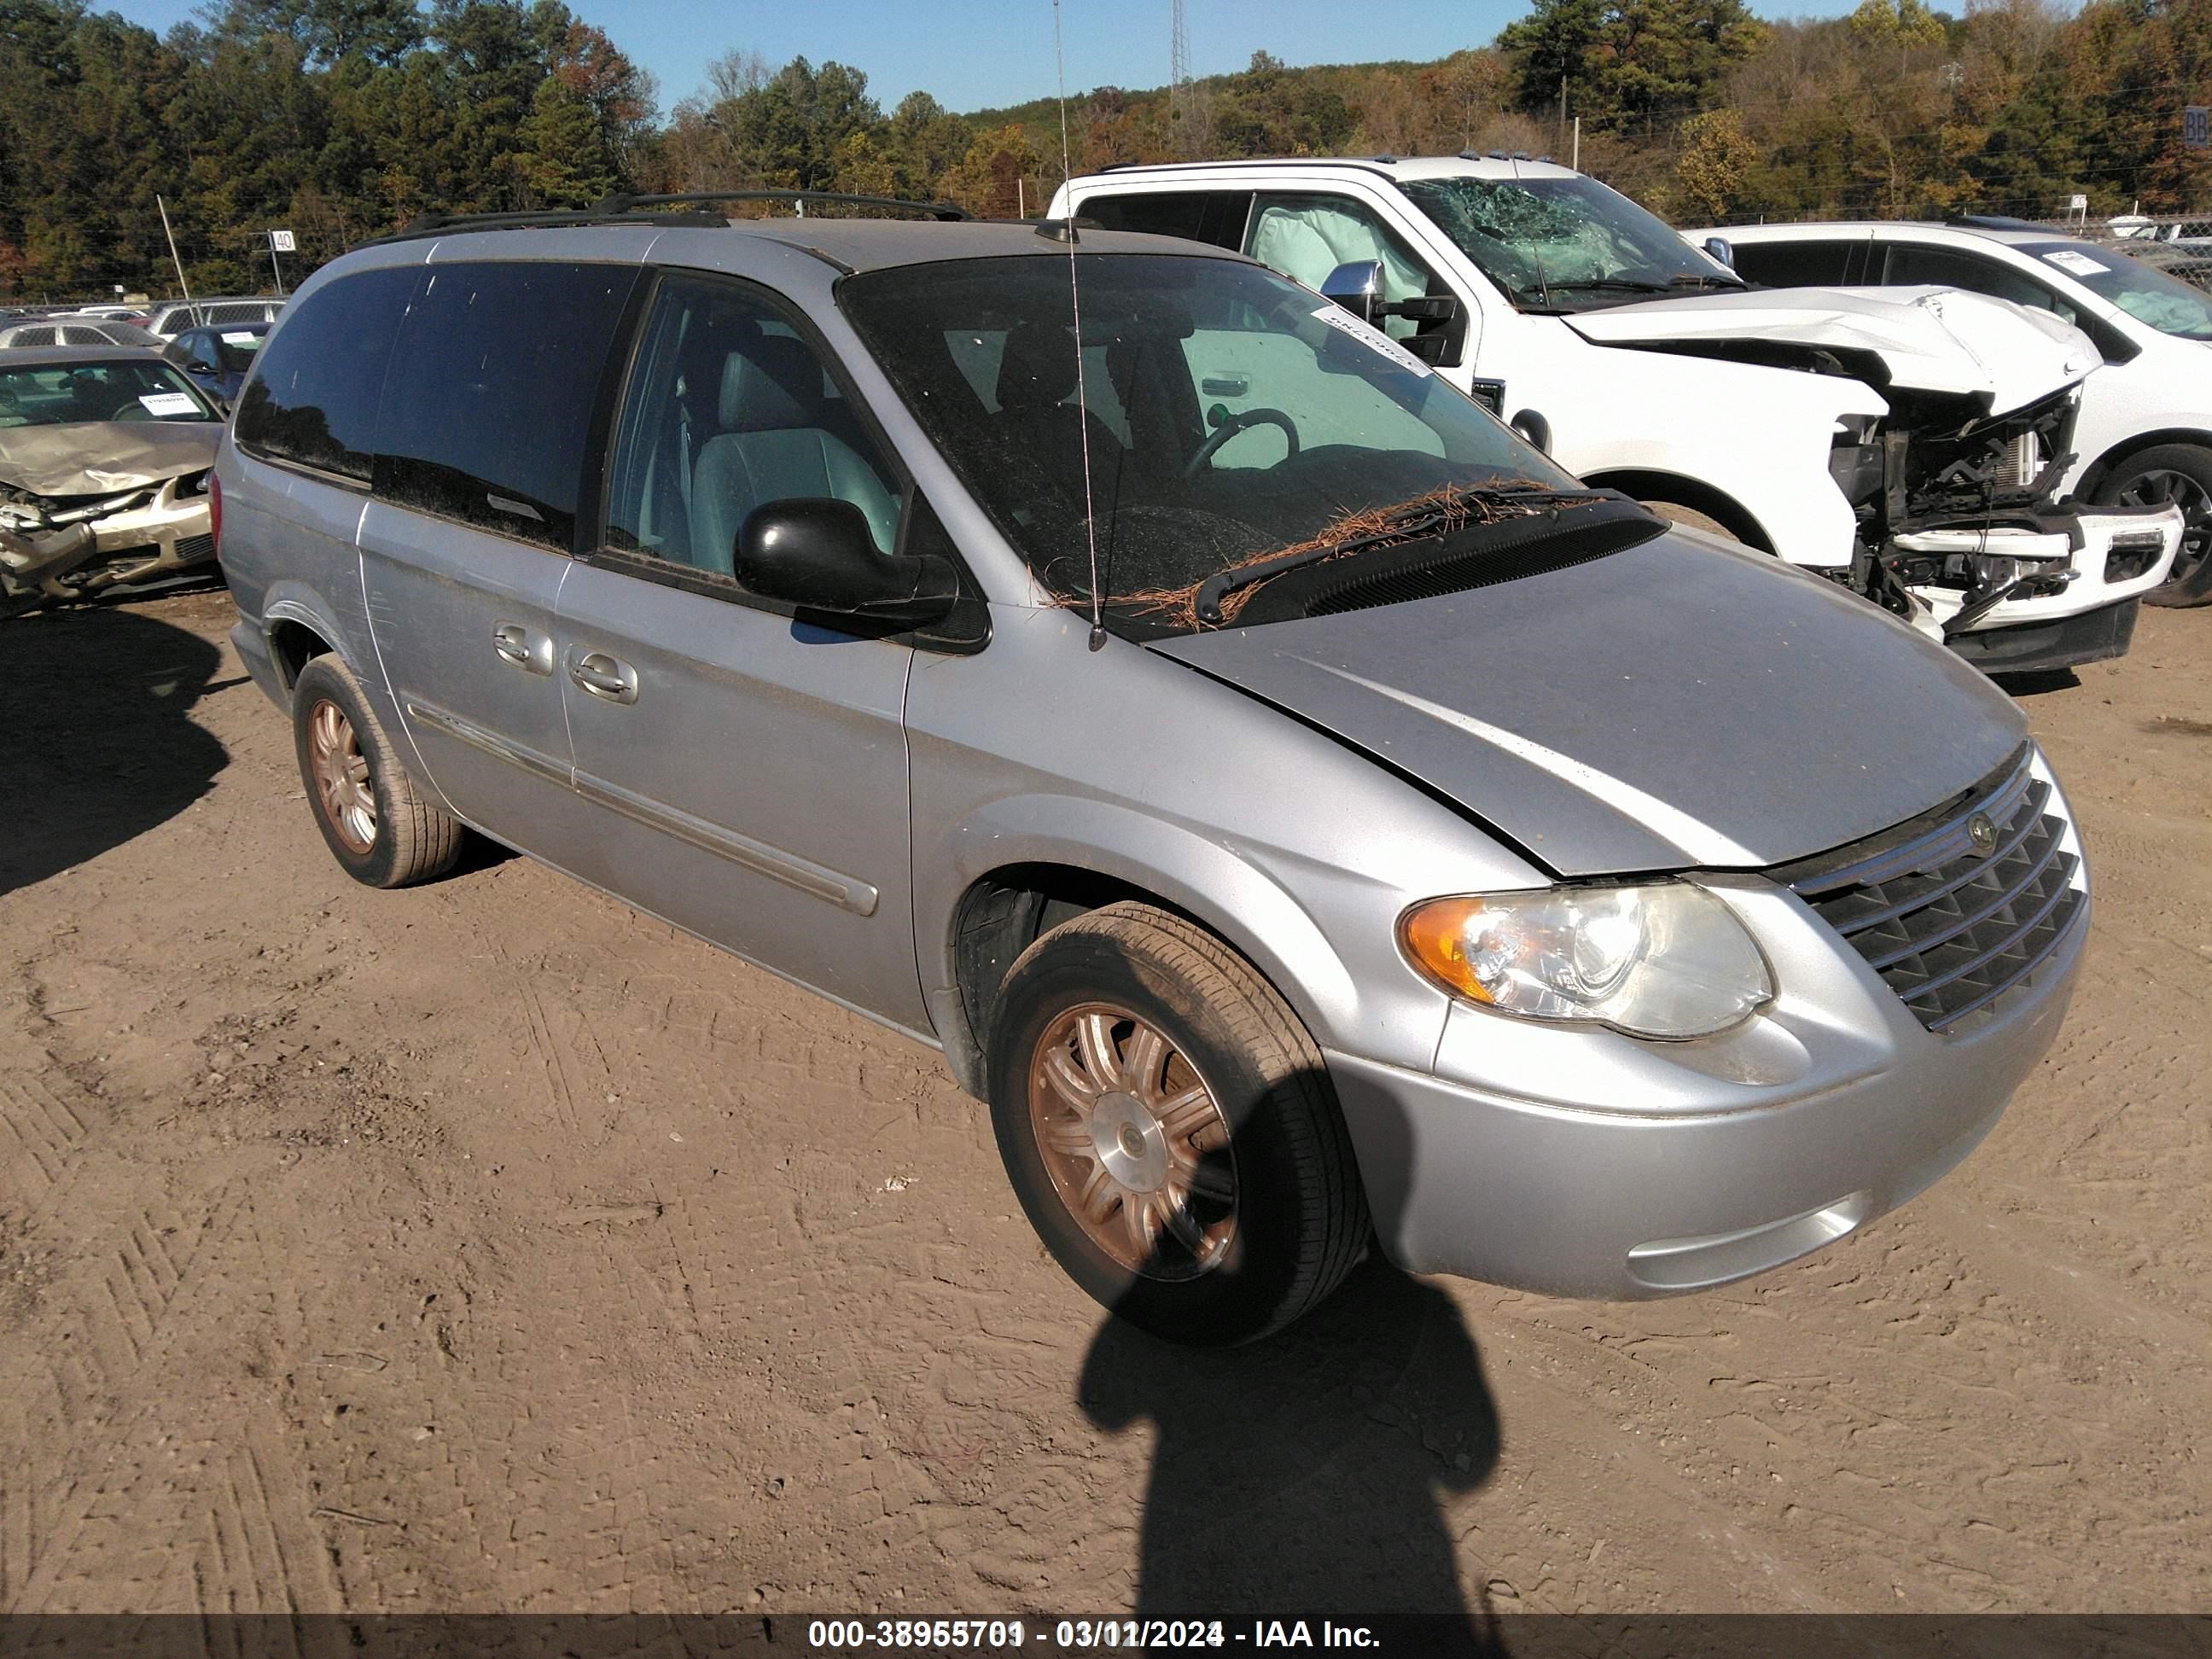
[0, 422, 221, 498]
[1565, 284, 2097, 416]
[1149, 533, 2028, 876]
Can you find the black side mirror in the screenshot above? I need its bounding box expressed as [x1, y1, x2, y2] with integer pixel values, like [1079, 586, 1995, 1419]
[734, 498, 958, 628]
[1509, 408, 1552, 453]
[1702, 236, 1735, 270]
[1320, 259, 1384, 324]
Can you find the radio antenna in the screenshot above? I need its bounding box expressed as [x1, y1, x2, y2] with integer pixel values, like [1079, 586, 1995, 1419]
[1051, 0, 1108, 650]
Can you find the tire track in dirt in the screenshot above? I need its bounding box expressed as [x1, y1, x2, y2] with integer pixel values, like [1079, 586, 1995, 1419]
[0, 1070, 91, 1217]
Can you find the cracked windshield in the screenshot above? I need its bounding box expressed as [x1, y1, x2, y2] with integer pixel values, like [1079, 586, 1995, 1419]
[1403, 174, 1742, 311]
[841, 253, 1606, 633]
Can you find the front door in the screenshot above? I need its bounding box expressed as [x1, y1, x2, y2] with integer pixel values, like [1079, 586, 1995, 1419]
[554, 271, 927, 1030]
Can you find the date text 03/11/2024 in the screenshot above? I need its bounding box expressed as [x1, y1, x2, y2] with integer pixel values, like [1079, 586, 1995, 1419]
[804, 1619, 1382, 1650]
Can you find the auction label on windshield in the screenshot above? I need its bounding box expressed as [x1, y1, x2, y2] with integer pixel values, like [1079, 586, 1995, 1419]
[2042, 249, 2110, 277]
[1311, 305, 1431, 377]
[137, 392, 201, 417]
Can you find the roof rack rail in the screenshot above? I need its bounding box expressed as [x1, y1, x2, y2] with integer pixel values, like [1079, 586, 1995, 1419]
[366, 206, 729, 246]
[592, 189, 970, 222]
[1947, 213, 2051, 231]
[364, 189, 969, 249]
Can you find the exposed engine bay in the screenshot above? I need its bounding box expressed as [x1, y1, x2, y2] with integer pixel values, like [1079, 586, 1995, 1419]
[1568, 285, 2183, 665]
[0, 424, 219, 618]
[1825, 384, 2180, 648]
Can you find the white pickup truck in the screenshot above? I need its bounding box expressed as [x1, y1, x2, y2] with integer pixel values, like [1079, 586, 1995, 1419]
[1054, 156, 2180, 672]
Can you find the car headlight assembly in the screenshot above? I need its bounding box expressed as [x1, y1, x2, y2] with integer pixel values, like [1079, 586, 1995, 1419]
[1399, 883, 1773, 1039]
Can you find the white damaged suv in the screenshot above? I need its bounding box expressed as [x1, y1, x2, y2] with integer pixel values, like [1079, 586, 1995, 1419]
[1056, 157, 2180, 673]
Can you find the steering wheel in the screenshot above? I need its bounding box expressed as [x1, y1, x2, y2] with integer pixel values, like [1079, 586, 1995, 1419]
[1183, 406, 1301, 478]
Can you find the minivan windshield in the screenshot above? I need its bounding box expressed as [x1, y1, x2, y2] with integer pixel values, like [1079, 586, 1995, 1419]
[2019, 242, 2212, 340]
[841, 253, 1598, 633]
[1402, 175, 1742, 312]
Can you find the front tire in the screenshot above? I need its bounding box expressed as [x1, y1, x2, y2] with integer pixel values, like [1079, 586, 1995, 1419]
[2093, 443, 2212, 607]
[292, 655, 464, 888]
[1638, 498, 1744, 542]
[986, 902, 1369, 1345]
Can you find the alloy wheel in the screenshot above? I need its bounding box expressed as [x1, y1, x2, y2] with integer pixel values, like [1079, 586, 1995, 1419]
[1026, 1003, 1237, 1280]
[307, 698, 377, 854]
[2116, 467, 2212, 585]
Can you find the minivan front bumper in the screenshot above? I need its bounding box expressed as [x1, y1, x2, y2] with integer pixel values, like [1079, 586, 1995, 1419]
[1326, 858, 2087, 1300]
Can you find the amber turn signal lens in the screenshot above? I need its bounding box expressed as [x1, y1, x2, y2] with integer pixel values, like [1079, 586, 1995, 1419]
[1399, 895, 1496, 1004]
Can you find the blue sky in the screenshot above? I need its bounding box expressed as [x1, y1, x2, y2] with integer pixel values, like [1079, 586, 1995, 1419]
[103, 0, 1847, 115]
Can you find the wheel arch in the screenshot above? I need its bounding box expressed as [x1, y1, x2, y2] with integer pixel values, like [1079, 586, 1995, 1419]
[927, 818, 1360, 1101]
[1580, 469, 1777, 551]
[2075, 428, 2212, 498]
[265, 614, 335, 693]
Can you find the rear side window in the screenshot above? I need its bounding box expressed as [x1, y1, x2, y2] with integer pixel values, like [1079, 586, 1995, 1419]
[235, 265, 420, 481]
[372, 262, 638, 550]
[1079, 190, 1253, 250]
[1731, 240, 1864, 288]
[1882, 242, 2082, 325]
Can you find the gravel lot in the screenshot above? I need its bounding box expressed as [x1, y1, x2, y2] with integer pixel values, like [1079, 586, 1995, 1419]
[1, 586, 2206, 1617]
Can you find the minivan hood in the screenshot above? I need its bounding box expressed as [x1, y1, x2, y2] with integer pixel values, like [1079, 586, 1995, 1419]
[1149, 533, 2028, 876]
[1565, 284, 2096, 416]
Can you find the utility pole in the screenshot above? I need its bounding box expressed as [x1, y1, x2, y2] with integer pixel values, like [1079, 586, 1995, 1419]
[157, 194, 193, 310]
[1572, 115, 1581, 172]
[1171, 0, 1203, 160]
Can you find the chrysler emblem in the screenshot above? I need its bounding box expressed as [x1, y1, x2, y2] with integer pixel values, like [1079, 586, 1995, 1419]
[1966, 812, 2000, 856]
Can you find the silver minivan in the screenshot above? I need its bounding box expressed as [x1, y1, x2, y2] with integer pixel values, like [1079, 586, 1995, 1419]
[214, 201, 2090, 1343]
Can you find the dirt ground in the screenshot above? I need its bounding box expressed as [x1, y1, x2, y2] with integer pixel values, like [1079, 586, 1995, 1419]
[0, 585, 2206, 1619]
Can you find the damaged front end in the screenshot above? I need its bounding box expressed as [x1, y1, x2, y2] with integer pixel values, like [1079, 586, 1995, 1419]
[1826, 383, 2180, 672]
[0, 448, 218, 617]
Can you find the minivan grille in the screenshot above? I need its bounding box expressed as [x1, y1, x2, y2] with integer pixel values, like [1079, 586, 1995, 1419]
[1777, 748, 2085, 1033]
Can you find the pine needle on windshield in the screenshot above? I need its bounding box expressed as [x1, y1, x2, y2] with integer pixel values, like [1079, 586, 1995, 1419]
[1073, 481, 1602, 631]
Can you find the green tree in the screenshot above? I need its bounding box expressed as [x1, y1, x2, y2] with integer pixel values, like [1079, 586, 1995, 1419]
[1675, 107, 1758, 218]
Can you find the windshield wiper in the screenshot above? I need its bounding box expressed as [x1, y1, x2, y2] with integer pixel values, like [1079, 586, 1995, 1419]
[1193, 483, 1597, 624]
[1526, 277, 1674, 296]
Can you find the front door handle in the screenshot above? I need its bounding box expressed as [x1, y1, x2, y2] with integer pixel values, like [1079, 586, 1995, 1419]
[492, 621, 553, 675]
[568, 649, 639, 706]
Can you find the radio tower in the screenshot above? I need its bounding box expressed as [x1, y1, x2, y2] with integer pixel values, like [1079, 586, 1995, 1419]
[1170, 0, 1206, 158]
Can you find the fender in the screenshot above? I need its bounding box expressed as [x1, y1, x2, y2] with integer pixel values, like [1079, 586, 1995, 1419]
[918, 795, 1371, 1099]
[259, 579, 456, 819]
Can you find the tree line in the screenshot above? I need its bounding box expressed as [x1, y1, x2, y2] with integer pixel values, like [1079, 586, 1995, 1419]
[4, 0, 2210, 301]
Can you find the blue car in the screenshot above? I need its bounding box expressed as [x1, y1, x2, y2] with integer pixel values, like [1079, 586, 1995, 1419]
[164, 320, 269, 409]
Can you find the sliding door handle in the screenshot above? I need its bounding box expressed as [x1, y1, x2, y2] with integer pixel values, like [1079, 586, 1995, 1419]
[568, 649, 639, 706]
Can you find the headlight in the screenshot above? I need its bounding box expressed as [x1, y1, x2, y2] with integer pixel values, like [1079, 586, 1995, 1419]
[1399, 883, 1773, 1039]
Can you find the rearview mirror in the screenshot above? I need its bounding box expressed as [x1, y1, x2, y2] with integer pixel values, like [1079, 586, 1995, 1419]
[1702, 236, 1735, 270]
[1320, 260, 1384, 325]
[734, 498, 958, 628]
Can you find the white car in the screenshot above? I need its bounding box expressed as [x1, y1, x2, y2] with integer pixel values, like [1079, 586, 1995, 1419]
[1056, 159, 2180, 672]
[1697, 215, 2212, 607]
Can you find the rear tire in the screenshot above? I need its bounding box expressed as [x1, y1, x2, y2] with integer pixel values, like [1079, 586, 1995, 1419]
[2092, 442, 2212, 607]
[292, 655, 464, 888]
[986, 901, 1369, 1346]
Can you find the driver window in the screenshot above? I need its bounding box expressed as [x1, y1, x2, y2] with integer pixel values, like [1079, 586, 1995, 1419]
[1247, 194, 1435, 343]
[603, 275, 902, 585]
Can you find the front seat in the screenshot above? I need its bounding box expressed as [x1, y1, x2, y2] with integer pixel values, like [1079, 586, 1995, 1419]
[992, 321, 1125, 511]
[690, 334, 900, 579]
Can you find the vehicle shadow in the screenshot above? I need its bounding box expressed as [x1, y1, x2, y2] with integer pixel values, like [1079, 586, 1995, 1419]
[1991, 667, 2081, 698]
[0, 607, 231, 898]
[1078, 1254, 1508, 1645]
